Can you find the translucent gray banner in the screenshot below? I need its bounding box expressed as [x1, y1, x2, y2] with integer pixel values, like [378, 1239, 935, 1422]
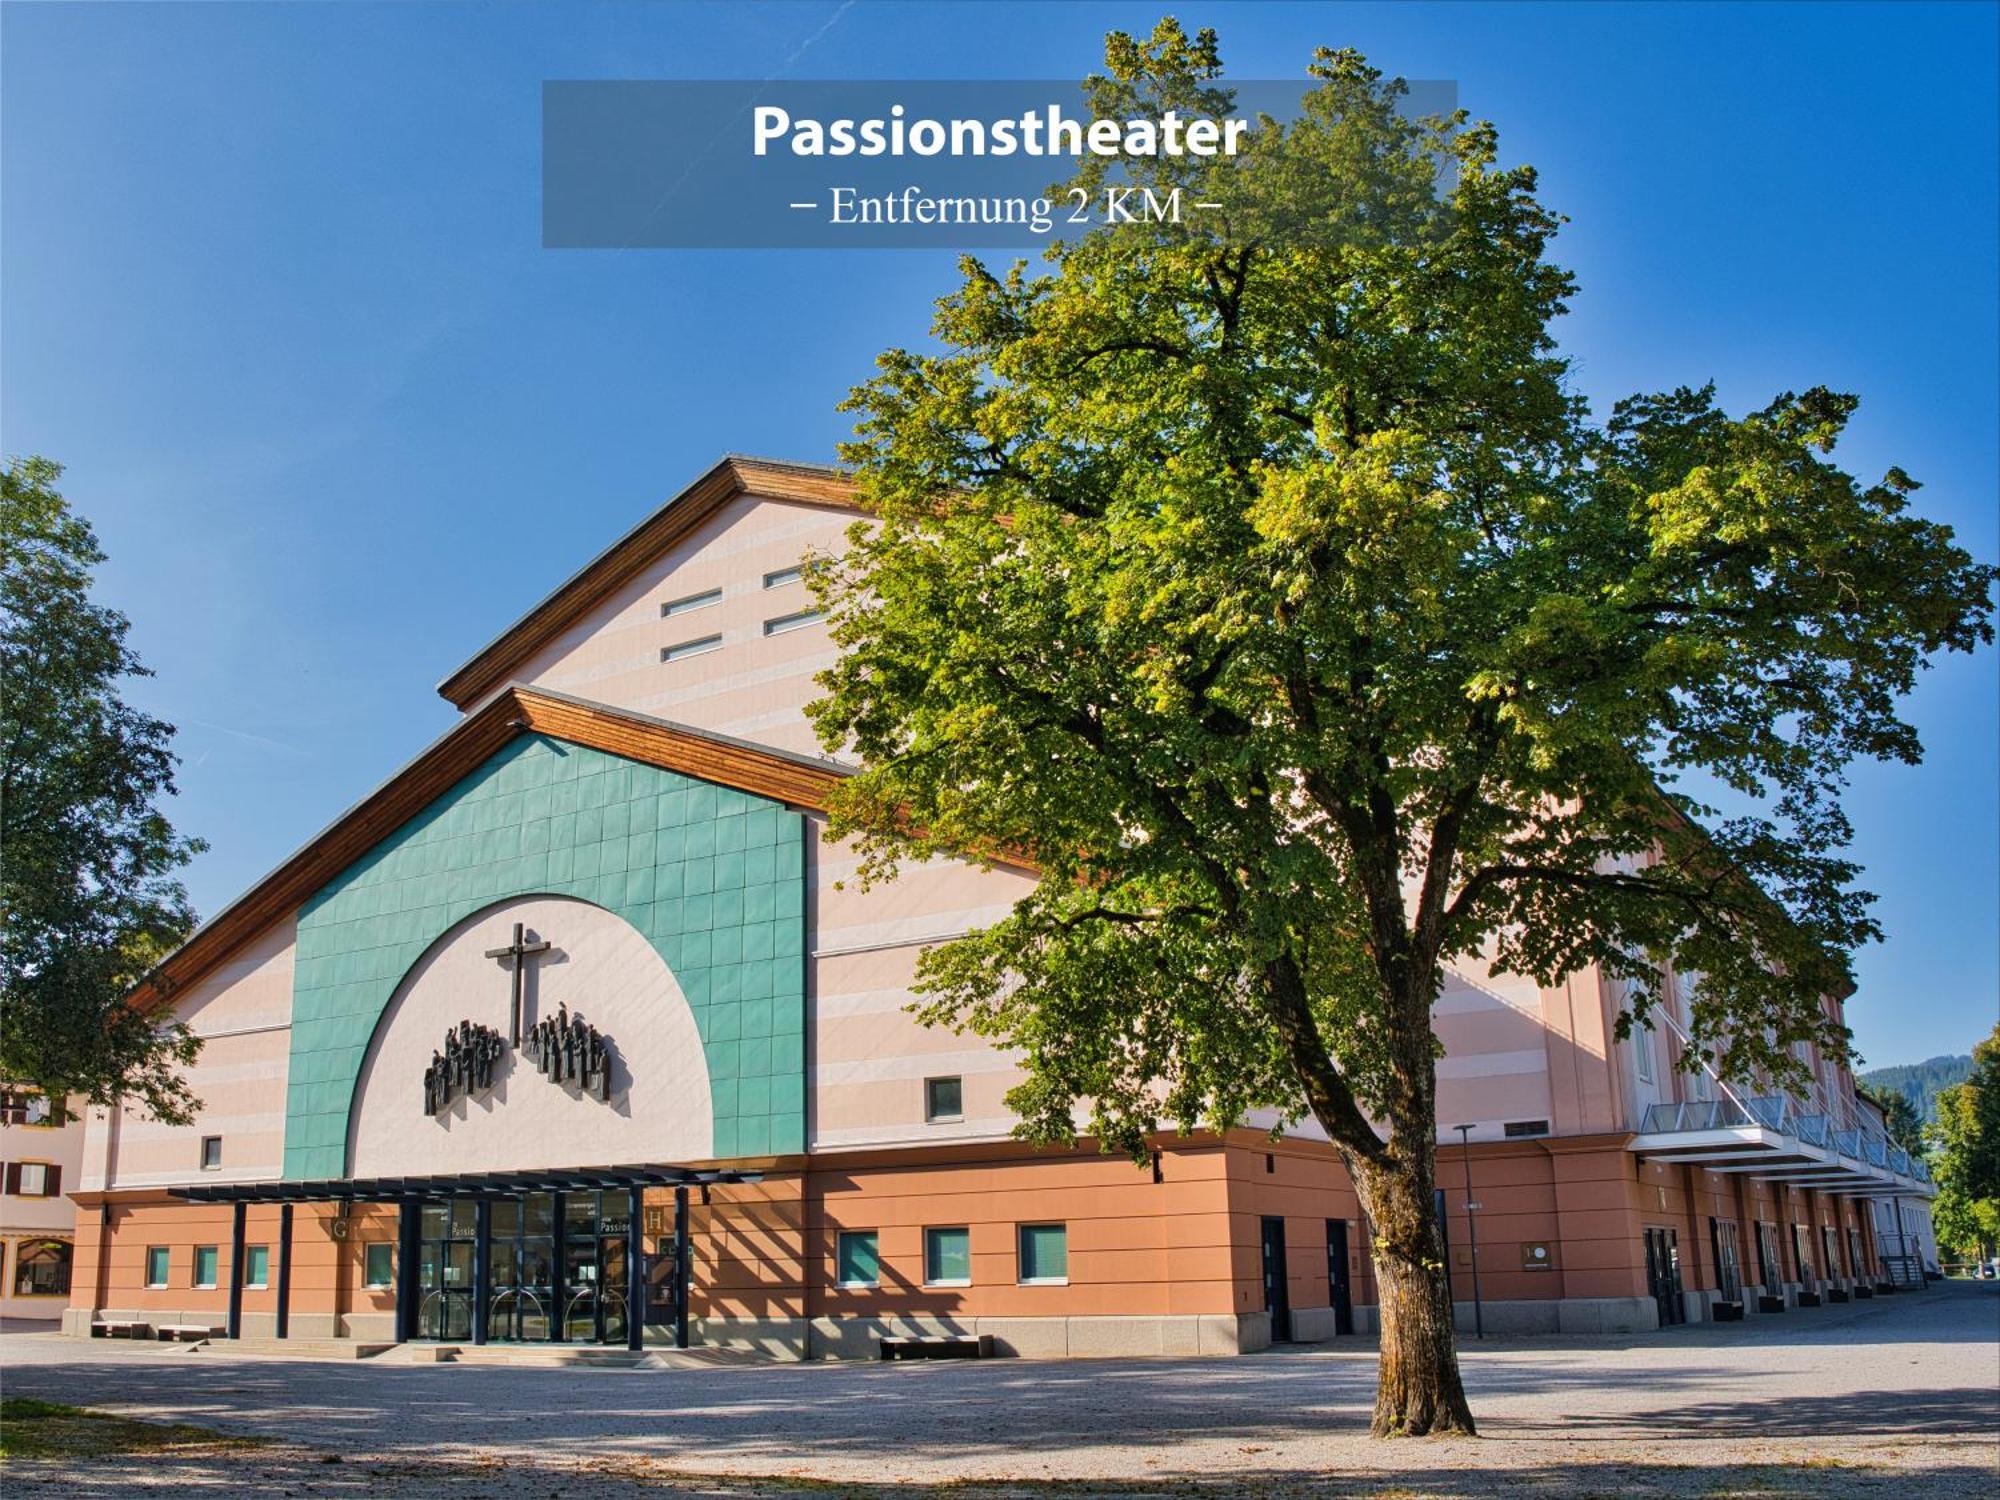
[542, 79, 1458, 251]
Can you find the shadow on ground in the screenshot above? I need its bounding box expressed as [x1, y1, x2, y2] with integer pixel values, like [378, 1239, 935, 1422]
[5, 1447, 1997, 1499]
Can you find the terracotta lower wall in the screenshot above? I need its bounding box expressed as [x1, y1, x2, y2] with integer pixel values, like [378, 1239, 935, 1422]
[802, 1139, 1237, 1319]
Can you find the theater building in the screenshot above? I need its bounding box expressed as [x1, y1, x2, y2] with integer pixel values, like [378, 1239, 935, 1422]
[61, 457, 1934, 1356]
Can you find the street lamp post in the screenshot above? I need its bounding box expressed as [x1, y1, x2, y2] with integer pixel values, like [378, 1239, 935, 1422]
[1455, 1123, 1485, 1340]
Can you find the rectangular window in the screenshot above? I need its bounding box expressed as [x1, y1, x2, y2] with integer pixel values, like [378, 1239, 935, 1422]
[193, 1245, 219, 1289]
[16, 1162, 50, 1196]
[924, 1075, 964, 1122]
[1018, 1223, 1068, 1284]
[364, 1242, 394, 1288]
[1, 1090, 58, 1126]
[661, 587, 722, 617]
[244, 1245, 270, 1288]
[762, 565, 802, 590]
[1503, 1120, 1551, 1138]
[146, 1247, 170, 1287]
[662, 634, 722, 662]
[1634, 1026, 1655, 1083]
[762, 608, 823, 636]
[834, 1230, 879, 1288]
[925, 1227, 972, 1286]
[200, 1135, 222, 1170]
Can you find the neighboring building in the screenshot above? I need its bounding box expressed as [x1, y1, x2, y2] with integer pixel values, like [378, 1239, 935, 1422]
[61, 457, 1934, 1354]
[2, 1086, 84, 1321]
[1858, 1095, 1936, 1283]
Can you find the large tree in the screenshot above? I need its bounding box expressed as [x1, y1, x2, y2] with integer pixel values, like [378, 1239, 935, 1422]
[1, 456, 204, 1122]
[805, 24, 1995, 1434]
[1930, 1025, 2000, 1260]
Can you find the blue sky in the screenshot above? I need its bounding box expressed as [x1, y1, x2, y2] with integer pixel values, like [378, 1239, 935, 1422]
[3, 1, 1994, 1068]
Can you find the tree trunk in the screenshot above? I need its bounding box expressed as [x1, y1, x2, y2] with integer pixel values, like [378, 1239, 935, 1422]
[1357, 1153, 1477, 1437]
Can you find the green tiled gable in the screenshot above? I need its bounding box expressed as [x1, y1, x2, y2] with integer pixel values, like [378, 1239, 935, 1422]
[285, 734, 805, 1178]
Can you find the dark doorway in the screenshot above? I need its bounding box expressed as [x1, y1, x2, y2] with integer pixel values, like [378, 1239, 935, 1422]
[1643, 1226, 1684, 1326]
[1709, 1218, 1742, 1303]
[1260, 1216, 1292, 1342]
[1325, 1219, 1354, 1335]
[563, 1191, 633, 1344]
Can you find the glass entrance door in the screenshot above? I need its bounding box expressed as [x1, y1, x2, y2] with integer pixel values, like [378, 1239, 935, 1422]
[417, 1200, 476, 1341]
[486, 1193, 557, 1342]
[561, 1191, 631, 1345]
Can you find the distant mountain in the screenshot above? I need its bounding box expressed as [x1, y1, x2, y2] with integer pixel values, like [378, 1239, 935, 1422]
[1857, 1054, 1973, 1124]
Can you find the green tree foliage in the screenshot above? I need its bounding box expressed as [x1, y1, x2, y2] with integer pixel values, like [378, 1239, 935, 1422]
[1929, 1025, 2000, 1258]
[1857, 1053, 1972, 1123]
[1, 457, 204, 1121]
[806, 22, 1996, 1434]
[1857, 1081, 1924, 1155]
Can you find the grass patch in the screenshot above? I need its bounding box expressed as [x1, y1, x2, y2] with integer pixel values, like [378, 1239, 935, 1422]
[0, 1397, 266, 1462]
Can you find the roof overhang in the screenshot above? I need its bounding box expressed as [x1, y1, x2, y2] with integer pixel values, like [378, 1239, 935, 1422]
[437, 455, 863, 710]
[128, 685, 851, 1015]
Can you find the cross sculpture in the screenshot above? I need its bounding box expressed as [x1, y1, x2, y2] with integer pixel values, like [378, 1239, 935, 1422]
[483, 921, 552, 1046]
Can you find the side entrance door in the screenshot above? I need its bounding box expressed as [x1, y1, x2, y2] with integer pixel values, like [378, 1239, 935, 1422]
[1325, 1219, 1354, 1336]
[1643, 1226, 1685, 1326]
[1260, 1216, 1292, 1342]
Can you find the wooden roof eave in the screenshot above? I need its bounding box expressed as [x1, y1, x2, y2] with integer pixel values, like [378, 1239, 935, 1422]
[126, 686, 852, 1016]
[435, 455, 865, 711]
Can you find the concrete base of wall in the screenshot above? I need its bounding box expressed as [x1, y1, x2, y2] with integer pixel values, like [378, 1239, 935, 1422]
[806, 1313, 1265, 1359]
[689, 1316, 809, 1361]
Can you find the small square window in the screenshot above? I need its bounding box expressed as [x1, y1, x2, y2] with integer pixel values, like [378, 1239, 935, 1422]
[762, 608, 823, 636]
[1018, 1223, 1068, 1284]
[762, 565, 803, 590]
[925, 1227, 971, 1286]
[835, 1230, 879, 1288]
[364, 1242, 394, 1288]
[17, 1162, 50, 1195]
[193, 1245, 219, 1289]
[145, 1247, 170, 1287]
[244, 1245, 269, 1288]
[200, 1136, 222, 1170]
[662, 634, 723, 662]
[924, 1076, 963, 1123]
[661, 587, 722, 617]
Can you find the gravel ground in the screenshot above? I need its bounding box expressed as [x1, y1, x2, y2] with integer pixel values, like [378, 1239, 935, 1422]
[3, 1280, 1995, 1498]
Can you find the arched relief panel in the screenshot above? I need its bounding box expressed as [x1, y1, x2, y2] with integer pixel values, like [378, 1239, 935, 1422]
[346, 895, 712, 1176]
[284, 735, 805, 1178]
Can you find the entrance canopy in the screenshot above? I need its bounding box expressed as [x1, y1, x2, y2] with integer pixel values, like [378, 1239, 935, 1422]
[167, 1162, 763, 1205]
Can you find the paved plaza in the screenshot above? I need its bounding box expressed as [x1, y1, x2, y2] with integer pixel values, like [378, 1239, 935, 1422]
[2, 1280, 1996, 1498]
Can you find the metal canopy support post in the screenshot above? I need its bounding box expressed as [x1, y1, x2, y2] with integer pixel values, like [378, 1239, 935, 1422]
[472, 1197, 491, 1345]
[227, 1200, 247, 1339]
[276, 1203, 293, 1340]
[551, 1192, 568, 1344]
[674, 1186, 691, 1350]
[395, 1201, 419, 1343]
[626, 1182, 644, 1352]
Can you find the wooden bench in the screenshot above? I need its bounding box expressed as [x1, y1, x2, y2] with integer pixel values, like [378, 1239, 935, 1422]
[879, 1334, 994, 1361]
[156, 1323, 223, 1343]
[91, 1319, 151, 1340]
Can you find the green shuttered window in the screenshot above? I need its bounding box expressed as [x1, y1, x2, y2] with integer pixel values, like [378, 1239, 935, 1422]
[835, 1230, 879, 1287]
[925, 1227, 971, 1285]
[1018, 1223, 1067, 1284]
